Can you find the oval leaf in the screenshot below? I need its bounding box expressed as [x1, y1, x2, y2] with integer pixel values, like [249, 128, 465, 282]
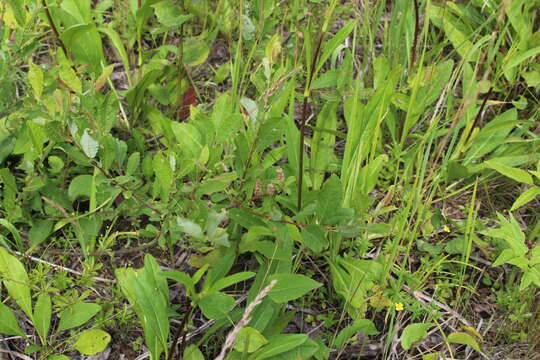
[447, 331, 481, 352]
[57, 302, 101, 333]
[73, 328, 111, 355]
[267, 274, 322, 303]
[400, 323, 432, 350]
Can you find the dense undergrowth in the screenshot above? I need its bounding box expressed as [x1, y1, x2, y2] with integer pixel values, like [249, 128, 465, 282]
[0, 0, 539, 359]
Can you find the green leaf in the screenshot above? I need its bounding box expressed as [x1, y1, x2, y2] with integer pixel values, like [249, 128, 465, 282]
[511, 186, 540, 211]
[183, 38, 209, 66]
[198, 292, 235, 319]
[34, 294, 52, 344]
[80, 129, 99, 159]
[210, 272, 256, 293]
[334, 319, 379, 348]
[267, 274, 322, 303]
[176, 217, 204, 238]
[0, 247, 33, 319]
[464, 108, 517, 162]
[0, 219, 23, 250]
[251, 334, 308, 360]
[316, 175, 342, 224]
[301, 225, 328, 253]
[400, 323, 432, 350]
[234, 327, 268, 353]
[68, 174, 93, 201]
[73, 328, 111, 355]
[164, 270, 195, 296]
[60, 24, 104, 72]
[316, 21, 355, 76]
[98, 26, 131, 84]
[126, 152, 140, 176]
[485, 161, 534, 185]
[29, 220, 54, 247]
[504, 46, 540, 72]
[0, 302, 25, 336]
[57, 302, 101, 333]
[28, 61, 43, 99]
[183, 345, 204, 360]
[171, 122, 203, 157]
[482, 214, 527, 256]
[229, 209, 268, 229]
[447, 331, 481, 352]
[4, 0, 25, 27]
[152, 0, 192, 28]
[48, 355, 70, 360]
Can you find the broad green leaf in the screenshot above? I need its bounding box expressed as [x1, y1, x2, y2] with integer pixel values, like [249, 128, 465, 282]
[29, 220, 54, 247]
[171, 123, 203, 156]
[447, 331, 481, 352]
[301, 225, 328, 253]
[34, 294, 52, 343]
[267, 274, 322, 303]
[176, 217, 204, 238]
[229, 209, 267, 229]
[334, 319, 379, 348]
[152, 0, 192, 28]
[0, 248, 33, 319]
[73, 328, 111, 355]
[198, 292, 235, 319]
[183, 38, 210, 66]
[234, 327, 268, 353]
[57, 302, 101, 332]
[80, 130, 99, 159]
[251, 334, 308, 360]
[152, 152, 174, 198]
[58, 65, 82, 94]
[28, 61, 43, 99]
[60, 24, 104, 72]
[511, 186, 540, 211]
[0, 302, 25, 336]
[400, 323, 431, 350]
[316, 175, 342, 224]
[485, 161, 534, 185]
[196, 172, 237, 197]
[183, 345, 204, 360]
[68, 174, 93, 201]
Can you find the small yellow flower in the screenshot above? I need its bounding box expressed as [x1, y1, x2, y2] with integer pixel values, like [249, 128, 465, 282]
[442, 225, 451, 233]
[395, 303, 404, 311]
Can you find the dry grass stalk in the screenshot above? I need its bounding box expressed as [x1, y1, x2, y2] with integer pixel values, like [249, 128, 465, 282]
[214, 279, 278, 360]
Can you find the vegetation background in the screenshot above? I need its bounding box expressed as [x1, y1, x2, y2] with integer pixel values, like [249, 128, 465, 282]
[0, 0, 539, 359]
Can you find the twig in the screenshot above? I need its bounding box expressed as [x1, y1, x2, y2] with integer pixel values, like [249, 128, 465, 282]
[214, 280, 277, 360]
[411, 0, 420, 68]
[0, 349, 35, 360]
[168, 302, 193, 360]
[12, 250, 115, 284]
[403, 284, 472, 327]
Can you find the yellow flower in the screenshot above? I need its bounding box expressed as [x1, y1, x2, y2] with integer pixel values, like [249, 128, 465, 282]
[443, 225, 451, 233]
[395, 303, 404, 311]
